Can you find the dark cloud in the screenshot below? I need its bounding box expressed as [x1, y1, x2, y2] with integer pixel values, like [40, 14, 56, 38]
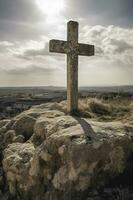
[0, 0, 42, 22]
[0, 0, 132, 42]
[16, 43, 63, 60]
[81, 25, 133, 64]
[1, 65, 58, 76]
[0, 0, 133, 86]
[16, 48, 48, 60]
[110, 39, 133, 53]
[0, 20, 47, 41]
[65, 0, 133, 27]
[0, 20, 51, 43]
[97, 38, 133, 55]
[0, 0, 46, 41]
[20, 43, 49, 59]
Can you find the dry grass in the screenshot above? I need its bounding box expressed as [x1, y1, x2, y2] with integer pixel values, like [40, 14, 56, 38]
[89, 99, 111, 115]
[78, 98, 111, 118]
[50, 101, 67, 113]
[51, 97, 133, 122]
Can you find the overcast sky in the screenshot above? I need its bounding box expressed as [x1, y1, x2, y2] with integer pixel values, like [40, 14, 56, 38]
[0, 0, 133, 86]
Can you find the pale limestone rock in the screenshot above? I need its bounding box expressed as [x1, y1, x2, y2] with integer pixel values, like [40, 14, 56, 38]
[68, 161, 78, 181]
[34, 115, 78, 141]
[52, 166, 68, 190]
[0, 120, 14, 134]
[40, 151, 52, 162]
[4, 130, 15, 144]
[13, 135, 25, 143]
[13, 114, 36, 139]
[0, 120, 10, 129]
[58, 145, 66, 155]
[1, 102, 133, 200]
[3, 143, 35, 195]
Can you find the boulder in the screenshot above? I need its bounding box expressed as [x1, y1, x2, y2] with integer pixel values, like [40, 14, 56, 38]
[12, 114, 36, 140]
[1, 102, 133, 199]
[3, 142, 35, 196]
[0, 120, 10, 129]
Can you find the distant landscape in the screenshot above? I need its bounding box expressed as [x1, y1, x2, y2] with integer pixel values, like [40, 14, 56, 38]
[0, 85, 133, 120]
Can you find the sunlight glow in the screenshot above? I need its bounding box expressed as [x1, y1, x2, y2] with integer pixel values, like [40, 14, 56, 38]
[36, 0, 65, 22]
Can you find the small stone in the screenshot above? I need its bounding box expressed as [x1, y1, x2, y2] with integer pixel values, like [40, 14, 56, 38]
[40, 151, 52, 162]
[13, 135, 25, 143]
[58, 145, 66, 155]
[4, 130, 15, 143]
[93, 141, 103, 149]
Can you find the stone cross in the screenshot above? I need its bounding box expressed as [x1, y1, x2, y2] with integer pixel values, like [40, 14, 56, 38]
[49, 21, 95, 114]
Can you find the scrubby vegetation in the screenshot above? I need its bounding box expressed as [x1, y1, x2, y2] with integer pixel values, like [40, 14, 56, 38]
[78, 97, 133, 122]
[51, 96, 133, 122]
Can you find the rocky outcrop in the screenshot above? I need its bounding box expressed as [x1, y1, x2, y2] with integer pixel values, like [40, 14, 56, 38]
[1, 102, 133, 199]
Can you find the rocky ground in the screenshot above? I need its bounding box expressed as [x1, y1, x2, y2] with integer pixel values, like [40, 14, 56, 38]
[0, 101, 133, 200]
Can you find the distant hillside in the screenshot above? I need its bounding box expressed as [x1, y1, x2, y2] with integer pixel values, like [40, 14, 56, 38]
[0, 85, 133, 93]
[80, 85, 133, 93]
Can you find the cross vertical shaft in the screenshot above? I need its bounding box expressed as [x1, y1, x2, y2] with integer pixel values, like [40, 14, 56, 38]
[49, 21, 95, 115]
[67, 21, 78, 113]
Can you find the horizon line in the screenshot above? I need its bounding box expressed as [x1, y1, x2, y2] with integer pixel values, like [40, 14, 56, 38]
[0, 85, 133, 88]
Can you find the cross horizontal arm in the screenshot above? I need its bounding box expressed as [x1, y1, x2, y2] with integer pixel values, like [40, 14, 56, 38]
[78, 43, 95, 56]
[49, 40, 68, 54]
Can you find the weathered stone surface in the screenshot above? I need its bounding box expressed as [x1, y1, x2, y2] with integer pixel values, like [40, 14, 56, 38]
[34, 115, 78, 141]
[0, 119, 14, 134]
[0, 103, 133, 200]
[49, 21, 95, 113]
[0, 120, 10, 129]
[3, 143, 35, 196]
[13, 135, 25, 143]
[12, 114, 36, 140]
[1, 102, 133, 199]
[0, 129, 16, 157]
